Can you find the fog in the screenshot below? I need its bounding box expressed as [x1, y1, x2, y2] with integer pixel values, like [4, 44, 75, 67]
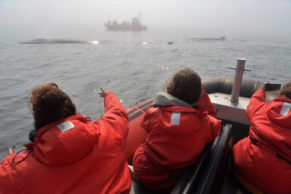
[0, 0, 291, 41]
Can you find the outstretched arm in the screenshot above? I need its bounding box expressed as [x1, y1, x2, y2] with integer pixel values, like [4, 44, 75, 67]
[96, 88, 129, 140]
[246, 83, 267, 118]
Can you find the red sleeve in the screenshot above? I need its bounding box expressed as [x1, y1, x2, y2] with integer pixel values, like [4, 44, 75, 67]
[197, 93, 217, 117]
[95, 92, 129, 141]
[246, 89, 266, 119]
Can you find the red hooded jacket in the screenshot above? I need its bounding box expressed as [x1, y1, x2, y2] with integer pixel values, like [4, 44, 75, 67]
[0, 92, 131, 194]
[233, 89, 291, 194]
[133, 93, 221, 192]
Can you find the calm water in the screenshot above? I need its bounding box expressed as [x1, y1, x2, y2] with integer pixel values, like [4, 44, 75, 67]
[0, 33, 291, 160]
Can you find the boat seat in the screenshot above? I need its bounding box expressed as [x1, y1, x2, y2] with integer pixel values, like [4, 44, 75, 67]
[130, 178, 153, 194]
[130, 124, 233, 194]
[178, 123, 233, 194]
[129, 146, 211, 194]
[130, 143, 213, 194]
[219, 159, 253, 194]
[232, 172, 263, 194]
[170, 145, 211, 194]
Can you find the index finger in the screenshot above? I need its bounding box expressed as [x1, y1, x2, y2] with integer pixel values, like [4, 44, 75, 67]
[9, 146, 16, 155]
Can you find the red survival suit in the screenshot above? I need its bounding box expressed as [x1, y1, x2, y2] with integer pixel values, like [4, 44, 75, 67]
[0, 93, 131, 194]
[133, 92, 221, 192]
[233, 89, 291, 194]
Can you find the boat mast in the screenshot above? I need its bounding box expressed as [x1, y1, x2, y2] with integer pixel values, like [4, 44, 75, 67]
[230, 58, 247, 104]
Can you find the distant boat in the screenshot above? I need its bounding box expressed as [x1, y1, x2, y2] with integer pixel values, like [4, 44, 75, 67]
[190, 36, 226, 41]
[19, 39, 91, 44]
[105, 13, 147, 31]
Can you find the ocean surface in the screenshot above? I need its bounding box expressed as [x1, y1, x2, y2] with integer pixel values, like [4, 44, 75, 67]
[0, 33, 291, 160]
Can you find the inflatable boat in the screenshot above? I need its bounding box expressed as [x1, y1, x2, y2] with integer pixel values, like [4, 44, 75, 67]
[125, 59, 280, 194]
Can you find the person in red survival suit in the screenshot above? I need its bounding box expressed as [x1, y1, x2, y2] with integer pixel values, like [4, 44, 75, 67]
[132, 68, 222, 193]
[233, 82, 291, 194]
[0, 83, 131, 194]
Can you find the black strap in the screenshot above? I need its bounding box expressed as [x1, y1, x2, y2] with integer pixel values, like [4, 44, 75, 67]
[192, 105, 199, 109]
[29, 130, 37, 142]
[12, 148, 33, 164]
[249, 137, 257, 145]
[276, 153, 291, 165]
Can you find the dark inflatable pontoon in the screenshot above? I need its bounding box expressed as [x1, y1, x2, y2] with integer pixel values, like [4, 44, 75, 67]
[203, 76, 262, 98]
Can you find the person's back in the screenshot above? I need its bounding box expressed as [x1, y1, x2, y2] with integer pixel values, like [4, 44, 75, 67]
[0, 84, 131, 194]
[233, 82, 291, 194]
[132, 68, 221, 193]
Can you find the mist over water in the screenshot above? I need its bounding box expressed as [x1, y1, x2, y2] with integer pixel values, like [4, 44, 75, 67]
[1, 0, 291, 42]
[0, 0, 291, 160]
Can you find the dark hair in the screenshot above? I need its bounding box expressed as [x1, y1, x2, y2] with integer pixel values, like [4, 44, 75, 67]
[165, 68, 201, 104]
[280, 81, 291, 99]
[29, 84, 76, 130]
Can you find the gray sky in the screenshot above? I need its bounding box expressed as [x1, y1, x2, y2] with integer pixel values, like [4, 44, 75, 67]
[0, 0, 291, 41]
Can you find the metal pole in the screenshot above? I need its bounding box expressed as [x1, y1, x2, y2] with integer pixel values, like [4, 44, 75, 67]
[230, 58, 247, 104]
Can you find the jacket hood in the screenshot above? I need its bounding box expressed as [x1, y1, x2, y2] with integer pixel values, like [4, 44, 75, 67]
[267, 97, 291, 128]
[153, 92, 193, 107]
[32, 114, 100, 166]
[152, 93, 204, 136]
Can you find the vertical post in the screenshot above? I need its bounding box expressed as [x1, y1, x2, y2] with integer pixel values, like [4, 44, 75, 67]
[230, 58, 247, 104]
